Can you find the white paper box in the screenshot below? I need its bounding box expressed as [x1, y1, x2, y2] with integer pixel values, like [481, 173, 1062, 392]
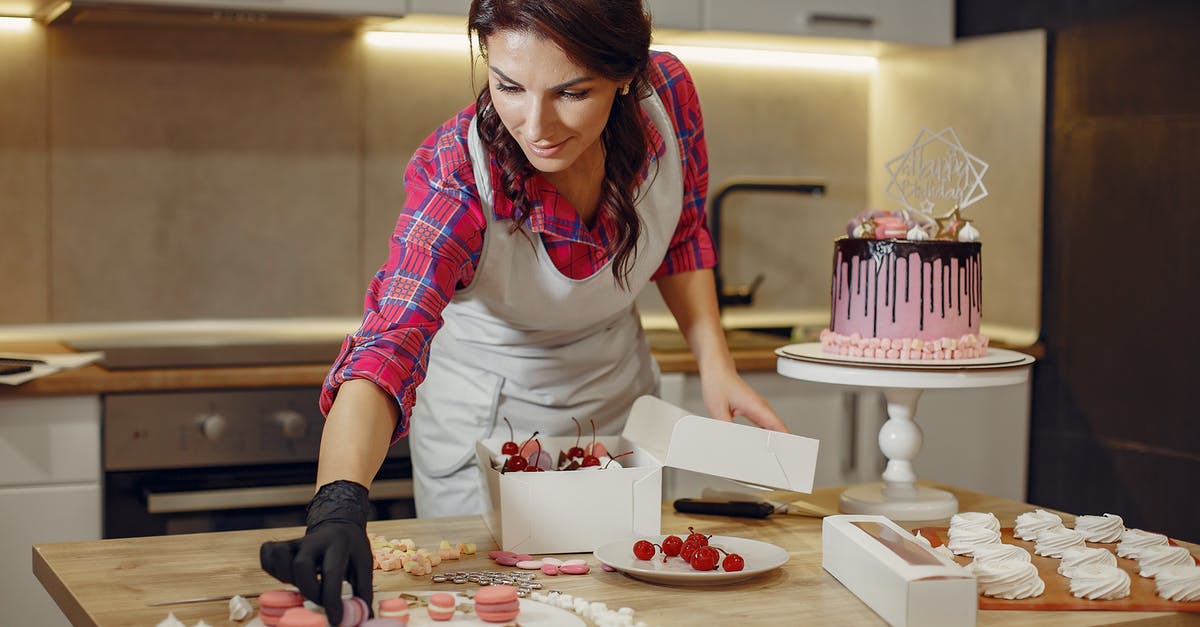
[823, 515, 976, 627]
[475, 395, 820, 554]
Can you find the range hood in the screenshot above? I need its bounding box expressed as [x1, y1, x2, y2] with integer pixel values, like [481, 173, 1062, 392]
[35, 0, 406, 28]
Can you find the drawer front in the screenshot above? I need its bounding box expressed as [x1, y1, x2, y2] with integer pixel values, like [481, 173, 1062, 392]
[0, 396, 101, 486]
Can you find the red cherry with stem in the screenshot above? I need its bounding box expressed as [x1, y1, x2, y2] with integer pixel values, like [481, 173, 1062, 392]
[503, 455, 527, 473]
[661, 535, 683, 557]
[632, 539, 656, 560]
[689, 547, 718, 571]
[500, 417, 519, 455]
[567, 417, 585, 459]
[581, 454, 601, 467]
[685, 527, 709, 547]
[722, 552, 745, 572]
[679, 538, 702, 561]
[601, 450, 634, 469]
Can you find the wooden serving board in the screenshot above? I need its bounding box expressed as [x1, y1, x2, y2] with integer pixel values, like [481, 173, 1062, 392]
[917, 527, 1200, 612]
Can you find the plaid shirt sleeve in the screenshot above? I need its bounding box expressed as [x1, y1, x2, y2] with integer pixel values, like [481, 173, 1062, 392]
[319, 109, 485, 441]
[648, 51, 717, 280]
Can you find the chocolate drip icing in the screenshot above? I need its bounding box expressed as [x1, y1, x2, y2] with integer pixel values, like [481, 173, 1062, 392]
[830, 238, 982, 337]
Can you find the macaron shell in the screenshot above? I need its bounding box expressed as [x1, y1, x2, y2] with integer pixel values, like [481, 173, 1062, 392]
[338, 597, 369, 627]
[473, 585, 518, 605]
[474, 598, 521, 623]
[427, 592, 456, 621]
[361, 620, 407, 627]
[277, 607, 327, 627]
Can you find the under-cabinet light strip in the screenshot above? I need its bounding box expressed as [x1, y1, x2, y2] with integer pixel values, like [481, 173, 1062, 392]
[0, 16, 35, 30]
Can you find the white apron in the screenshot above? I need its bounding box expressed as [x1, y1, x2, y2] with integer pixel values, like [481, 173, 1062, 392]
[407, 89, 685, 517]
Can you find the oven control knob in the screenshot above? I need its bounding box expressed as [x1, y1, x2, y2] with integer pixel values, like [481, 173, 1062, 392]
[198, 413, 227, 442]
[272, 410, 308, 440]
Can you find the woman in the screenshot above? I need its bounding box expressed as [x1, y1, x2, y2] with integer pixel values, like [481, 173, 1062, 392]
[261, 0, 786, 621]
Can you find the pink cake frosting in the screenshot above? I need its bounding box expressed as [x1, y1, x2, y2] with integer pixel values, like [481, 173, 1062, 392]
[821, 237, 987, 360]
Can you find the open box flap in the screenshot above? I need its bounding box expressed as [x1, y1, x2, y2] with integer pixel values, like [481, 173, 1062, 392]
[623, 395, 819, 493]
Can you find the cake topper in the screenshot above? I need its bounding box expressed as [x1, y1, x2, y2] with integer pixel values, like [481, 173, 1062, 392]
[883, 128, 989, 240]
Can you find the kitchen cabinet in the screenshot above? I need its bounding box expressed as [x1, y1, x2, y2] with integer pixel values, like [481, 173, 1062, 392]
[0, 395, 101, 627]
[405, 0, 470, 14]
[658, 371, 1030, 502]
[648, 0, 953, 46]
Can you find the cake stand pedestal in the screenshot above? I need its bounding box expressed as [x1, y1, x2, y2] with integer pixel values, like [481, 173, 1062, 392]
[775, 343, 1034, 521]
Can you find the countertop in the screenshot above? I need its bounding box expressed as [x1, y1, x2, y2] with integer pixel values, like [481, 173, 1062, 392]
[33, 482, 1196, 627]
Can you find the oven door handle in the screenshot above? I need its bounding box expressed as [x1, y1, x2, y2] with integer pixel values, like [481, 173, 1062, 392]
[145, 479, 414, 514]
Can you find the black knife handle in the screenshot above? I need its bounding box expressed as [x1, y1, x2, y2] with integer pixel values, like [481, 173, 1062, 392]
[673, 499, 774, 519]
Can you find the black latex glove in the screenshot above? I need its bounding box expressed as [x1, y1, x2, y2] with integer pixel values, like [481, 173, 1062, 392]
[260, 479, 373, 626]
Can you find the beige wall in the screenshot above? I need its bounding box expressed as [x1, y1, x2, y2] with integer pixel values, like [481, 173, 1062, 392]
[0, 20, 1041, 333]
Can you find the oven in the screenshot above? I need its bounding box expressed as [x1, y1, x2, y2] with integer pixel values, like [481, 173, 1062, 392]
[102, 387, 413, 538]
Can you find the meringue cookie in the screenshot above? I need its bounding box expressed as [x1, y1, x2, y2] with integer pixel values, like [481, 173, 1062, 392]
[1014, 509, 1064, 540]
[972, 543, 1032, 565]
[1073, 513, 1125, 543]
[1067, 564, 1131, 600]
[1154, 565, 1200, 602]
[1033, 527, 1087, 557]
[1117, 529, 1170, 559]
[229, 595, 253, 622]
[950, 511, 1001, 532]
[1137, 545, 1196, 578]
[971, 560, 1046, 599]
[156, 614, 187, 627]
[957, 221, 980, 242]
[948, 525, 1002, 555]
[1058, 546, 1118, 576]
[905, 225, 930, 241]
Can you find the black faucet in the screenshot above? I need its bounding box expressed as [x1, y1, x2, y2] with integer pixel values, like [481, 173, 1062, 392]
[709, 176, 827, 309]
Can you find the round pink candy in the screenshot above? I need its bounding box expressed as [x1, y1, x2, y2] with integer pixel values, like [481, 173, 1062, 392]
[488, 551, 515, 560]
[494, 554, 521, 566]
[541, 563, 560, 575]
[558, 563, 590, 575]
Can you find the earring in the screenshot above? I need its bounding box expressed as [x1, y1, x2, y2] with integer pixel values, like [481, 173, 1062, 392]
[619, 83, 630, 96]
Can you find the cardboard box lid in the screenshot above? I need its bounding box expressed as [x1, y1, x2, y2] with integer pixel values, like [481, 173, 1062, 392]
[825, 515, 974, 579]
[622, 395, 819, 493]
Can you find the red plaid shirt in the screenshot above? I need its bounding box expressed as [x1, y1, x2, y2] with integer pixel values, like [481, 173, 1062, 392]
[321, 51, 715, 438]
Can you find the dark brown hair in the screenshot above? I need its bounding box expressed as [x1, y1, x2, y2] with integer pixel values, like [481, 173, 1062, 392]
[468, 0, 653, 288]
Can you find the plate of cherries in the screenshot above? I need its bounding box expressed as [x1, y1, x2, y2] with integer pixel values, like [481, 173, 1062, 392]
[593, 527, 789, 585]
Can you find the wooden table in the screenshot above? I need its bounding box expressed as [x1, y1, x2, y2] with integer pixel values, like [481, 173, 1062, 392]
[34, 483, 1198, 627]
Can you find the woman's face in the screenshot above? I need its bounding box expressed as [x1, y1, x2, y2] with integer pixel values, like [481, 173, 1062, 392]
[485, 30, 622, 175]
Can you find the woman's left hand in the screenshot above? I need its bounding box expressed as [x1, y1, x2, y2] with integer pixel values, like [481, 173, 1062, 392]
[700, 369, 789, 432]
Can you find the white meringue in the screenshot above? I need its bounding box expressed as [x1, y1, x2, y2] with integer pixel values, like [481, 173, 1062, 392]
[972, 543, 1032, 565]
[1014, 509, 1064, 541]
[155, 613, 187, 627]
[1117, 528, 1170, 559]
[1073, 513, 1125, 543]
[1067, 564, 1131, 600]
[229, 595, 253, 622]
[1137, 545, 1196, 578]
[1058, 546, 1117, 576]
[957, 221, 980, 242]
[950, 511, 1000, 532]
[948, 525, 1002, 556]
[970, 560, 1046, 599]
[905, 225, 930, 241]
[1154, 565, 1200, 602]
[1033, 527, 1087, 557]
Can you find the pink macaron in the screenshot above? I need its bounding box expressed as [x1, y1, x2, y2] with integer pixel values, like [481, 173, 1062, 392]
[277, 607, 327, 627]
[427, 592, 456, 621]
[257, 590, 304, 626]
[473, 584, 520, 624]
[377, 597, 410, 625]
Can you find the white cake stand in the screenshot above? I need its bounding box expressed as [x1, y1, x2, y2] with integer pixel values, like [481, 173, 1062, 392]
[775, 343, 1035, 521]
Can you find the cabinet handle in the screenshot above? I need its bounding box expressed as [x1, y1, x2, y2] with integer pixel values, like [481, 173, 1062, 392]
[842, 391, 858, 476]
[809, 13, 876, 29]
[146, 479, 413, 514]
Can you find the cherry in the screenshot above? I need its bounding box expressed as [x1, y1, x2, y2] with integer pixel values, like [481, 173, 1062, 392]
[500, 417, 519, 456]
[722, 552, 745, 572]
[567, 417, 586, 459]
[632, 539, 656, 561]
[581, 454, 601, 467]
[685, 527, 710, 547]
[503, 455, 527, 473]
[689, 546, 718, 571]
[679, 538, 702, 562]
[661, 535, 683, 557]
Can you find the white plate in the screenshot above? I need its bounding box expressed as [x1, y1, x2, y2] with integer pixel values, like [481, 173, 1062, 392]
[776, 343, 1035, 370]
[593, 535, 789, 585]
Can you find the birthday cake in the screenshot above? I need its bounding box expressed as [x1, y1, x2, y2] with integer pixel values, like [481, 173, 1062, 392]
[820, 128, 990, 360]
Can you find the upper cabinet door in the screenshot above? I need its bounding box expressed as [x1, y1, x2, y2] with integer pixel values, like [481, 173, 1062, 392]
[645, 0, 704, 30]
[702, 0, 953, 47]
[405, 0, 471, 15]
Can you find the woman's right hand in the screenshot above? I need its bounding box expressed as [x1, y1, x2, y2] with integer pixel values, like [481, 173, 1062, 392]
[259, 480, 374, 625]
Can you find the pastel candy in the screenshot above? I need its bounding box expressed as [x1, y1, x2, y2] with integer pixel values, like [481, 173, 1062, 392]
[600, 563, 617, 572]
[540, 557, 563, 566]
[515, 560, 544, 570]
[541, 563, 560, 575]
[558, 563, 590, 575]
[561, 559, 587, 566]
[488, 551, 515, 560]
[494, 554, 522, 566]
